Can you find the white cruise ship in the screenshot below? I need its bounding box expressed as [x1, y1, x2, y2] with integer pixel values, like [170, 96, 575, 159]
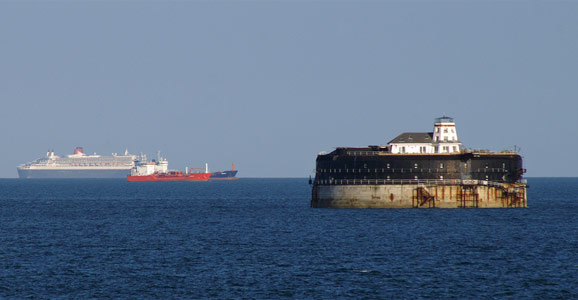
[17, 147, 137, 179]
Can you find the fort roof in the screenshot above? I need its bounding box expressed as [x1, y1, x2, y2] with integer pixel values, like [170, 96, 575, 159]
[388, 132, 433, 144]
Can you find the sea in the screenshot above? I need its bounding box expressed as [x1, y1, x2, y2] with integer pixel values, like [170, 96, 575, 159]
[0, 178, 576, 299]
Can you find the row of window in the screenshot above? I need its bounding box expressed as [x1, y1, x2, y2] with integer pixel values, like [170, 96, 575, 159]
[323, 162, 445, 169]
[318, 174, 501, 183]
[433, 136, 457, 142]
[396, 145, 459, 153]
[435, 127, 456, 133]
[317, 167, 450, 173]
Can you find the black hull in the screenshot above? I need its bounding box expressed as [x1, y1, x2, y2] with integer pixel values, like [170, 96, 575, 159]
[210, 170, 238, 180]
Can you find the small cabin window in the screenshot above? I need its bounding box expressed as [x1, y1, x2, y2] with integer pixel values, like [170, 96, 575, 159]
[440, 163, 444, 169]
[387, 163, 390, 169]
[414, 163, 418, 169]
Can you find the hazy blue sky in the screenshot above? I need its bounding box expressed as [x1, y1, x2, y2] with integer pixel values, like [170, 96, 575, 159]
[1, 1, 577, 178]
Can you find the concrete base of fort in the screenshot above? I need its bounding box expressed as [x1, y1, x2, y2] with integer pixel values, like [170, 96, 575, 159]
[311, 183, 527, 208]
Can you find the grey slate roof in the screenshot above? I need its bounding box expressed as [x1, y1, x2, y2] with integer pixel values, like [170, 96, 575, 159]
[388, 132, 433, 144]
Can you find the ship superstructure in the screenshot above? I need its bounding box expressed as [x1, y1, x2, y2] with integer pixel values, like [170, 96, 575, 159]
[127, 152, 211, 182]
[129, 153, 169, 176]
[17, 147, 137, 179]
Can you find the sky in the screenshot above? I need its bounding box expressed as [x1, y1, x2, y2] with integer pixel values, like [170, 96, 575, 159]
[1, 1, 577, 178]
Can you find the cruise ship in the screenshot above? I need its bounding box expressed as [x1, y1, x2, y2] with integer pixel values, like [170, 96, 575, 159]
[17, 147, 137, 179]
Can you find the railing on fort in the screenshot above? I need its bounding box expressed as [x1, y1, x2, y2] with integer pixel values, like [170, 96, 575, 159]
[315, 178, 527, 186]
[340, 149, 520, 156]
[346, 151, 380, 156]
[317, 168, 511, 174]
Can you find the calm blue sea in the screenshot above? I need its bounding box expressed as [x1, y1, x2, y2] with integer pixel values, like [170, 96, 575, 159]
[0, 178, 576, 299]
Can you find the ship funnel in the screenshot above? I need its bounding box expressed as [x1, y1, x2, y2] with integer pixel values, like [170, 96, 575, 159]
[232, 161, 235, 171]
[74, 147, 83, 155]
[205, 163, 209, 173]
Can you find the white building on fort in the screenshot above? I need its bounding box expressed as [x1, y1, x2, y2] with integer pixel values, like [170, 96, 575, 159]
[388, 116, 462, 154]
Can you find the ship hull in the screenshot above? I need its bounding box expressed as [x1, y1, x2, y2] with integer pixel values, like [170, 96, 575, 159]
[17, 168, 131, 179]
[127, 173, 211, 182]
[209, 170, 238, 180]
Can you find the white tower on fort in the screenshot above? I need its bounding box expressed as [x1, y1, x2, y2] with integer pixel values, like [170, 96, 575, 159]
[432, 116, 461, 153]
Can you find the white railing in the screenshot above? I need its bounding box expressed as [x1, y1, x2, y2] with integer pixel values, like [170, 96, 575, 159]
[346, 151, 379, 156]
[314, 178, 527, 186]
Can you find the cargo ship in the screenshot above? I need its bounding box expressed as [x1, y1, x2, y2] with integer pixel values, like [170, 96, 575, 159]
[311, 116, 527, 208]
[210, 162, 238, 180]
[127, 154, 211, 182]
[17, 147, 137, 179]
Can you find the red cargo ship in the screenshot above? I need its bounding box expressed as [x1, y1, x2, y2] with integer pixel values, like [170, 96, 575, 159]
[126, 153, 211, 182]
[127, 170, 211, 182]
